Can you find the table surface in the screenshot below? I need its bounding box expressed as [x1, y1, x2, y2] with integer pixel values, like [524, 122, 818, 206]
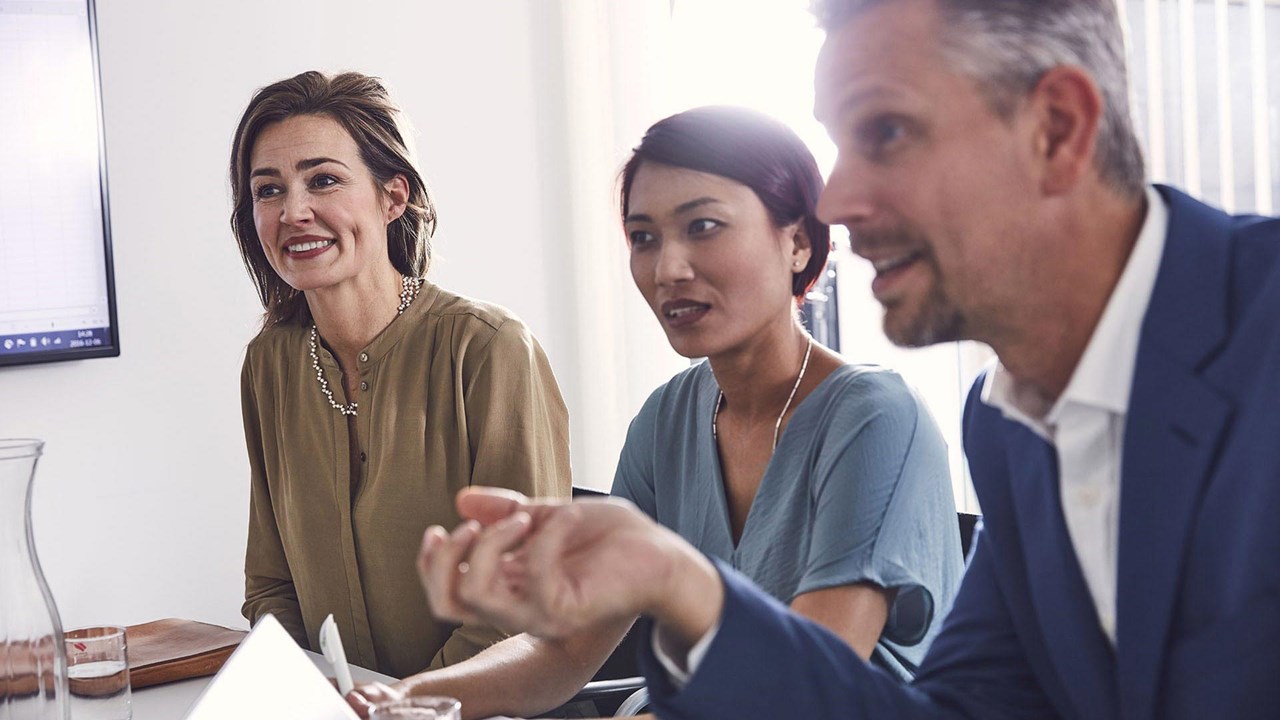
[130, 651, 390, 719]
[129, 652, 527, 719]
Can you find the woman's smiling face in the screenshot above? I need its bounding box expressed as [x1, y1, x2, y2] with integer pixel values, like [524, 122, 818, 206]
[248, 113, 403, 294]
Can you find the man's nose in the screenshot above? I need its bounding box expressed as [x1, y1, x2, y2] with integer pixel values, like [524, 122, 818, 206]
[817, 153, 875, 228]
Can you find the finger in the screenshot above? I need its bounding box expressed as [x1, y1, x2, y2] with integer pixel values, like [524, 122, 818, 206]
[456, 511, 534, 611]
[346, 681, 400, 717]
[418, 522, 480, 623]
[500, 549, 527, 576]
[345, 690, 376, 718]
[458, 486, 575, 527]
[519, 504, 589, 636]
[456, 486, 529, 525]
[363, 681, 401, 702]
[417, 527, 457, 620]
[453, 512, 567, 635]
[499, 550, 529, 595]
[416, 526, 448, 595]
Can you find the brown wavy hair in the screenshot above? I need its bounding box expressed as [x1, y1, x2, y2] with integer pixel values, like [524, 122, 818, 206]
[229, 71, 436, 329]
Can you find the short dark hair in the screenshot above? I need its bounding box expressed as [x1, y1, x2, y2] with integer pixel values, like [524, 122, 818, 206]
[229, 71, 436, 329]
[812, 0, 1145, 198]
[620, 106, 832, 300]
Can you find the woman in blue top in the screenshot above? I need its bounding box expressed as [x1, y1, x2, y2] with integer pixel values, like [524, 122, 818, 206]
[349, 106, 963, 719]
[612, 105, 961, 680]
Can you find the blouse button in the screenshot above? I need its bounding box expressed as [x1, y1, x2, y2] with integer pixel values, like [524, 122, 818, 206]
[359, 381, 369, 392]
[359, 452, 367, 462]
[359, 352, 369, 363]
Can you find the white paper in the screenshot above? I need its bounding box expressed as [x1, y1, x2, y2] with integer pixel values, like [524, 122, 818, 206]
[184, 614, 359, 720]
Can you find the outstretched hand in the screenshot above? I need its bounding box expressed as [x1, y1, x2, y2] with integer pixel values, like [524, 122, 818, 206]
[417, 487, 713, 642]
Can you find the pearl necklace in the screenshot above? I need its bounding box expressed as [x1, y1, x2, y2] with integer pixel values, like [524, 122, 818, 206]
[308, 275, 423, 417]
[713, 336, 814, 451]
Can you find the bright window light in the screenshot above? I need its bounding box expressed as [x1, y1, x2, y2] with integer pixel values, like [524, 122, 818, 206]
[664, 0, 984, 511]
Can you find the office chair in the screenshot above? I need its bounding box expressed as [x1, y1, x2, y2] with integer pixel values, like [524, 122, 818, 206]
[958, 511, 981, 560]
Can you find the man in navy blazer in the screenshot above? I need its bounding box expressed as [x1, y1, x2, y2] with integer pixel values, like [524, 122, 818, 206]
[411, 0, 1280, 718]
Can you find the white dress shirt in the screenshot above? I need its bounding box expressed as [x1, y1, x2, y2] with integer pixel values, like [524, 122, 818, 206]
[659, 186, 1169, 679]
[981, 186, 1168, 643]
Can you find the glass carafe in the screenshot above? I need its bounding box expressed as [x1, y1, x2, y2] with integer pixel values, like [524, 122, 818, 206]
[1, 439, 69, 719]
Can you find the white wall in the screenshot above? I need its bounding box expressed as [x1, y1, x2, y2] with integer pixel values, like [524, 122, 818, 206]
[0, 0, 591, 631]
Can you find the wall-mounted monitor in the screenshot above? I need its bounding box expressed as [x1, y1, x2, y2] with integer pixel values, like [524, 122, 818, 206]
[0, 0, 118, 367]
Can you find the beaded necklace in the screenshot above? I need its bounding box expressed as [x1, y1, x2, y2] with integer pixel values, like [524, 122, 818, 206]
[308, 275, 422, 416]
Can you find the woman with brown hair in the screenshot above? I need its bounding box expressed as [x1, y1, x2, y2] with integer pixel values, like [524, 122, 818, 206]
[230, 70, 570, 678]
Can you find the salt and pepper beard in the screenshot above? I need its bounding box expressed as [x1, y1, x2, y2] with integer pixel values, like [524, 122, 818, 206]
[853, 224, 966, 348]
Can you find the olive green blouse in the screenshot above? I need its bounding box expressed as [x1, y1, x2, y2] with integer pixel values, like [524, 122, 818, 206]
[240, 281, 571, 678]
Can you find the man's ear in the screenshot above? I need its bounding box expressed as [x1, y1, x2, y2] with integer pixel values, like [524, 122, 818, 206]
[384, 174, 410, 222]
[1026, 65, 1103, 196]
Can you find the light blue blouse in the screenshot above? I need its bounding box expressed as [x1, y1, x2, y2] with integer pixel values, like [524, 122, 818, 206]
[612, 360, 964, 679]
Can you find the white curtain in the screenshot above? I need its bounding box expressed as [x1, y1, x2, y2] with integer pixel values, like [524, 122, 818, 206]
[550, 1, 688, 490]
[1123, 0, 1278, 214]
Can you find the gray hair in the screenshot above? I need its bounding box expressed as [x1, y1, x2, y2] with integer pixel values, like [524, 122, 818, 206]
[814, 0, 1146, 197]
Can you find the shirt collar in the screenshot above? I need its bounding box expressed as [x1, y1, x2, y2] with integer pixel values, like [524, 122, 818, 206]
[309, 279, 441, 370]
[983, 186, 1169, 434]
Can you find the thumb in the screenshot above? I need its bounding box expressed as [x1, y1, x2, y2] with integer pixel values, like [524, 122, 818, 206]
[456, 486, 530, 526]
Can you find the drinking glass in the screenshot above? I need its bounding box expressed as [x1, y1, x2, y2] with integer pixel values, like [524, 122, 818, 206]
[65, 626, 131, 720]
[369, 695, 461, 719]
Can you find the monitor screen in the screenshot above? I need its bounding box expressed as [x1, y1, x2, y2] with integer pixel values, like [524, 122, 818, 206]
[0, 0, 118, 367]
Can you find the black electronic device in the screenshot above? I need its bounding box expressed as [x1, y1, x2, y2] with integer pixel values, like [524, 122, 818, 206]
[0, 0, 119, 367]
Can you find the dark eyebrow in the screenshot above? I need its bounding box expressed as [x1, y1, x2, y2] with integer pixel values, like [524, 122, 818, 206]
[250, 157, 350, 180]
[298, 157, 348, 171]
[624, 197, 723, 224]
[675, 197, 721, 214]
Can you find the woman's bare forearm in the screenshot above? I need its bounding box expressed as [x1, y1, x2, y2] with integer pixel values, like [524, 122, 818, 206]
[397, 617, 633, 720]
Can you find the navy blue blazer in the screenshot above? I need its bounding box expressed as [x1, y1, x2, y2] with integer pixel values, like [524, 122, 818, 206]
[642, 187, 1280, 720]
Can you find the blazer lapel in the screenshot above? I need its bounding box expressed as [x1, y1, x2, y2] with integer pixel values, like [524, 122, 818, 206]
[1007, 426, 1118, 720]
[1116, 187, 1235, 720]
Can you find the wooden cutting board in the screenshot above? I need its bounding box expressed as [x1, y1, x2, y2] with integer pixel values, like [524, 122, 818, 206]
[125, 618, 247, 689]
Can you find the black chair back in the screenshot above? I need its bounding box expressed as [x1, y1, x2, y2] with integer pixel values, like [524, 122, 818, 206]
[958, 512, 981, 559]
[541, 486, 645, 717]
[569, 487, 643, 682]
